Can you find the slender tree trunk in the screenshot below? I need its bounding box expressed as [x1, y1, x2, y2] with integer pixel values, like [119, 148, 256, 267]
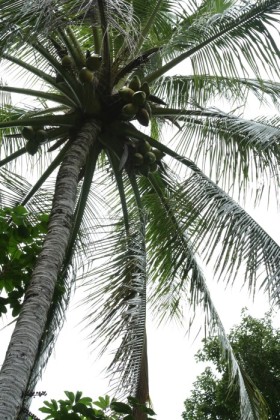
[134, 334, 149, 420]
[0, 120, 100, 420]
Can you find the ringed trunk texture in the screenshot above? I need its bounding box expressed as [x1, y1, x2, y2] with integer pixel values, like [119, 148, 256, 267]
[0, 120, 100, 420]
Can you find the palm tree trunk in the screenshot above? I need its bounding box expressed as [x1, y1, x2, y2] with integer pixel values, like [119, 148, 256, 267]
[0, 120, 100, 420]
[134, 334, 149, 420]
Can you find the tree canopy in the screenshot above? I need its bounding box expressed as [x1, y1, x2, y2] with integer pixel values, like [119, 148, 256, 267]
[182, 310, 280, 419]
[0, 1, 280, 419]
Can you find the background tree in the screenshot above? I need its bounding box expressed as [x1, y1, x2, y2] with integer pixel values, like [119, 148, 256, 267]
[182, 310, 280, 419]
[35, 392, 156, 420]
[0, 1, 280, 419]
[0, 205, 48, 317]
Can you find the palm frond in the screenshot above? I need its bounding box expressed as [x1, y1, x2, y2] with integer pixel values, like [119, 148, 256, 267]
[0, 85, 73, 107]
[170, 109, 280, 198]
[139, 167, 269, 419]
[129, 105, 280, 199]
[20, 141, 72, 206]
[0, 168, 34, 209]
[77, 164, 147, 400]
[176, 172, 280, 302]
[0, 147, 26, 168]
[154, 75, 280, 109]
[139, 170, 199, 322]
[122, 125, 280, 303]
[146, 0, 280, 82]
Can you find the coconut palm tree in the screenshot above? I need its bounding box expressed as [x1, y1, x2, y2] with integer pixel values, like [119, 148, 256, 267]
[1, 0, 280, 419]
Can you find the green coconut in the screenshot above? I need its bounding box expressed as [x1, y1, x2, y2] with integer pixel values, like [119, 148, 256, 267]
[132, 152, 144, 166]
[132, 91, 146, 107]
[149, 162, 158, 173]
[138, 140, 151, 154]
[79, 67, 94, 83]
[141, 82, 150, 97]
[144, 151, 156, 164]
[138, 164, 150, 177]
[21, 126, 35, 141]
[151, 148, 165, 161]
[129, 75, 141, 91]
[119, 87, 135, 103]
[136, 108, 150, 126]
[25, 139, 39, 155]
[121, 103, 139, 119]
[61, 55, 73, 67]
[144, 101, 152, 117]
[86, 55, 102, 71]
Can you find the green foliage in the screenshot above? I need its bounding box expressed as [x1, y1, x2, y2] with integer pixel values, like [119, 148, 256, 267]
[182, 310, 280, 419]
[0, 206, 48, 317]
[38, 392, 156, 420]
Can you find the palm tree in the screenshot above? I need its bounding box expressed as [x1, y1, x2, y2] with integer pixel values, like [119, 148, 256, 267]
[0, 0, 280, 419]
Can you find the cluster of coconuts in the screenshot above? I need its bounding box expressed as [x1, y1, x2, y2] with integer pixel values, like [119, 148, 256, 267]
[119, 76, 151, 126]
[130, 140, 165, 176]
[61, 53, 102, 84]
[21, 126, 47, 155]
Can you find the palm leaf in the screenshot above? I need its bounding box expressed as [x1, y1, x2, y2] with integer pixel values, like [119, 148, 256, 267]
[78, 164, 148, 401]
[139, 168, 269, 419]
[154, 75, 280, 109]
[145, 0, 280, 82]
[0, 85, 73, 108]
[170, 109, 280, 197]
[123, 125, 280, 303]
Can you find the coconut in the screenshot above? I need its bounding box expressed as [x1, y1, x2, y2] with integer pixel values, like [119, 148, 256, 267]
[25, 139, 39, 155]
[61, 55, 73, 67]
[149, 162, 158, 173]
[132, 152, 144, 166]
[86, 55, 102, 71]
[21, 126, 34, 141]
[151, 148, 165, 161]
[121, 103, 139, 120]
[136, 108, 150, 126]
[35, 129, 47, 143]
[141, 82, 150, 97]
[119, 87, 135, 103]
[138, 164, 150, 177]
[129, 75, 141, 91]
[79, 67, 94, 83]
[132, 91, 146, 107]
[138, 140, 151, 154]
[144, 151, 156, 164]
[144, 101, 152, 117]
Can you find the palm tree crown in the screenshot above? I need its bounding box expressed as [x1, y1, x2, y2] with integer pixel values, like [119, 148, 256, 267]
[1, 1, 280, 419]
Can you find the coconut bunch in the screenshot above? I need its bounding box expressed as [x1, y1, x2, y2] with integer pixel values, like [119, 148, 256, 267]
[21, 48, 103, 154]
[21, 126, 48, 155]
[129, 140, 165, 176]
[21, 125, 72, 155]
[61, 51, 102, 84]
[119, 76, 152, 127]
[77, 54, 102, 84]
[59, 46, 103, 115]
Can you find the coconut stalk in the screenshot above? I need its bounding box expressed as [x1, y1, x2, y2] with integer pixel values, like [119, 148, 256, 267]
[0, 120, 100, 420]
